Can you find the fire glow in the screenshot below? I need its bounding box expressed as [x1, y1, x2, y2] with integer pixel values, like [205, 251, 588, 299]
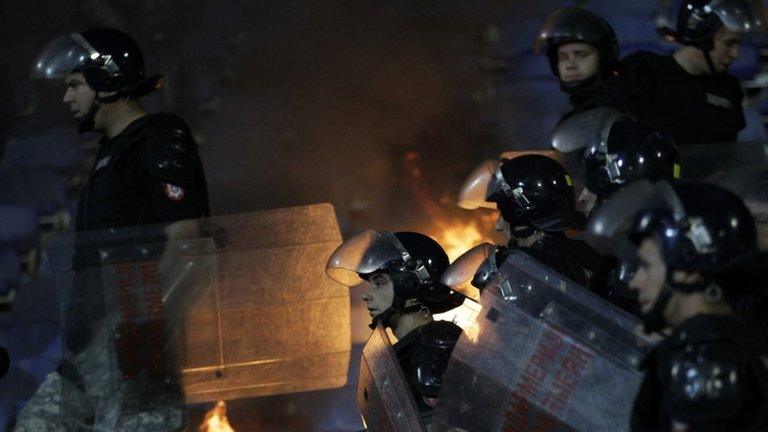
[435, 219, 492, 262]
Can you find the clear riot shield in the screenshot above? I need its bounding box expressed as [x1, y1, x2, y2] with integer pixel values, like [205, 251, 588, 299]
[48, 204, 351, 426]
[432, 250, 650, 432]
[677, 140, 767, 201]
[677, 141, 768, 245]
[358, 324, 426, 432]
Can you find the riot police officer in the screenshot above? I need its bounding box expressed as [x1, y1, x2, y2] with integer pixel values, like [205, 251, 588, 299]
[621, 0, 764, 144]
[458, 154, 599, 288]
[536, 7, 639, 121]
[586, 180, 768, 431]
[32, 28, 210, 230]
[16, 28, 210, 431]
[553, 108, 681, 313]
[326, 230, 463, 423]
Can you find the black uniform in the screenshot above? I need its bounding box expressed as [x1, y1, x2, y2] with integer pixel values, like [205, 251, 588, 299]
[631, 315, 768, 431]
[621, 51, 745, 144]
[66, 113, 210, 354]
[393, 320, 462, 416]
[517, 235, 601, 288]
[561, 76, 641, 122]
[76, 113, 209, 232]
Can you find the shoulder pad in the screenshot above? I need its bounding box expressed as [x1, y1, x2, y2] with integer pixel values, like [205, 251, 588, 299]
[660, 331, 749, 423]
[409, 321, 462, 398]
[416, 320, 462, 349]
[142, 113, 201, 186]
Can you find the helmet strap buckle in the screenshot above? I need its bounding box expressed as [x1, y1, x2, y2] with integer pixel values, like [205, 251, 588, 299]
[511, 187, 533, 210]
[686, 217, 715, 254]
[413, 262, 431, 284]
[604, 153, 624, 184]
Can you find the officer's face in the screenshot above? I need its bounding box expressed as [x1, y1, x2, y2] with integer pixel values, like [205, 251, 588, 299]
[629, 237, 667, 314]
[710, 26, 743, 73]
[361, 273, 395, 318]
[62, 72, 95, 120]
[557, 42, 599, 83]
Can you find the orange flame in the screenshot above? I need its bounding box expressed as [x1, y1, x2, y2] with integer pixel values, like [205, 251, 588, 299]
[198, 400, 236, 432]
[434, 219, 492, 262]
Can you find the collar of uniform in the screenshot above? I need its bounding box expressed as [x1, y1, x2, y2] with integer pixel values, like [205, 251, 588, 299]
[98, 114, 150, 148]
[393, 320, 452, 353]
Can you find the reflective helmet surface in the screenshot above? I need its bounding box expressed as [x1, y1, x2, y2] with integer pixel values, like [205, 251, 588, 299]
[675, 0, 764, 47]
[631, 181, 757, 273]
[32, 28, 161, 97]
[391, 232, 450, 286]
[491, 155, 580, 230]
[583, 119, 681, 198]
[325, 230, 454, 308]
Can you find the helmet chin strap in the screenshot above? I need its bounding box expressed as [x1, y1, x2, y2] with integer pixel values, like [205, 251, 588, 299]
[77, 91, 125, 134]
[77, 100, 100, 134]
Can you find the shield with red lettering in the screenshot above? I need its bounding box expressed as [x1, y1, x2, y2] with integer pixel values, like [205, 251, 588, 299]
[358, 324, 427, 432]
[48, 204, 351, 425]
[431, 249, 651, 432]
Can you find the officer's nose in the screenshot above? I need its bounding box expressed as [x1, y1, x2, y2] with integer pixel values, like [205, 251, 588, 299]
[627, 270, 642, 292]
[62, 88, 73, 104]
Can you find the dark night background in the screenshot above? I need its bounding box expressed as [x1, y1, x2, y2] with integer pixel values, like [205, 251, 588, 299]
[1, 0, 767, 430]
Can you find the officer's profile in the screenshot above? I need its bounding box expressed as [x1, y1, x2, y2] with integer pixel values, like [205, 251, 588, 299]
[536, 7, 639, 120]
[326, 230, 464, 427]
[14, 28, 210, 432]
[621, 0, 766, 144]
[587, 180, 768, 431]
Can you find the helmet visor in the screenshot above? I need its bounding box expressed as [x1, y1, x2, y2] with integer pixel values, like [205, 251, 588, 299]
[552, 107, 623, 154]
[585, 180, 684, 259]
[440, 243, 497, 302]
[534, 7, 607, 53]
[325, 230, 407, 286]
[458, 159, 502, 209]
[31, 34, 92, 80]
[710, 0, 766, 34]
